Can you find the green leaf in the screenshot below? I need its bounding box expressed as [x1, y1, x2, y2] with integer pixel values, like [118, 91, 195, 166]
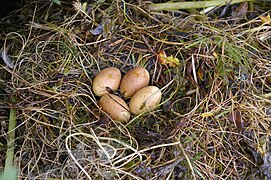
[52, 0, 61, 5]
[193, 152, 204, 161]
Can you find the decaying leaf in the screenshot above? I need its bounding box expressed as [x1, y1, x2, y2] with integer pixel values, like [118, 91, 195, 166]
[134, 162, 153, 179]
[229, 108, 243, 129]
[157, 50, 180, 67]
[154, 158, 183, 179]
[197, 67, 204, 81]
[231, 2, 248, 19]
[260, 14, 271, 26]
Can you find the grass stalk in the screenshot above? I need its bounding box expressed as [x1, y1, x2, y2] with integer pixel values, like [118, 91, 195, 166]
[148, 0, 255, 11]
[4, 97, 17, 177]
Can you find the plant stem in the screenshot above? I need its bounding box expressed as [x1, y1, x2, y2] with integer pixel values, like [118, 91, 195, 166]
[148, 0, 255, 11]
[4, 98, 17, 172]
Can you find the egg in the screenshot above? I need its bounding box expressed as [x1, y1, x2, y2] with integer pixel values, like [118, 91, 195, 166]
[99, 94, 130, 122]
[129, 86, 162, 115]
[120, 67, 150, 98]
[92, 67, 121, 96]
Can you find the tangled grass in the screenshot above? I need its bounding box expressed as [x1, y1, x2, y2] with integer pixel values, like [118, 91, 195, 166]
[0, 0, 271, 179]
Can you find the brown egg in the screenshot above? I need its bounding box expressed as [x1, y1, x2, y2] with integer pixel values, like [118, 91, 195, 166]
[99, 94, 130, 122]
[120, 67, 150, 98]
[92, 67, 121, 96]
[129, 86, 162, 115]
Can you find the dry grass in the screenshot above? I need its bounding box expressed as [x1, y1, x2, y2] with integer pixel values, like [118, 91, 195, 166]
[0, 0, 271, 179]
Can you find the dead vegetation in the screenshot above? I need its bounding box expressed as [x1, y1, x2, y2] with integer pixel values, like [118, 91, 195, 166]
[0, 0, 271, 179]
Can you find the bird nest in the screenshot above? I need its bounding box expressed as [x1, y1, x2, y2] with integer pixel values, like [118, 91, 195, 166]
[0, 0, 271, 179]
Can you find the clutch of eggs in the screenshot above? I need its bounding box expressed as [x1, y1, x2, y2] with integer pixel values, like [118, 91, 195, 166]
[92, 67, 162, 122]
